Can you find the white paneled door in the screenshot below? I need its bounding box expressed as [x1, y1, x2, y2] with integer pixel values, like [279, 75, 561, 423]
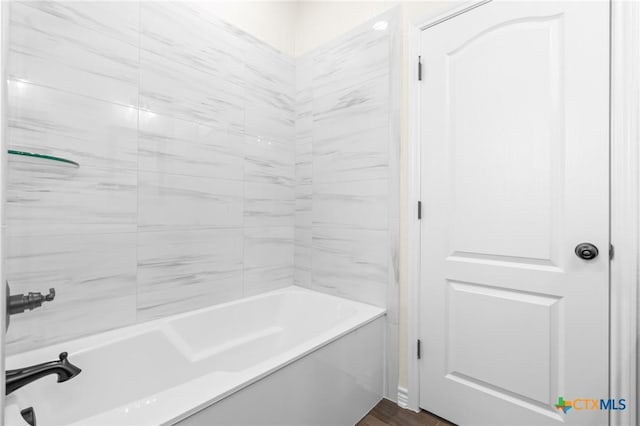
[418, 2, 609, 425]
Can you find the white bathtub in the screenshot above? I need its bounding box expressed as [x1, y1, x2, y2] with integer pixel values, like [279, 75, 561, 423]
[4, 287, 386, 426]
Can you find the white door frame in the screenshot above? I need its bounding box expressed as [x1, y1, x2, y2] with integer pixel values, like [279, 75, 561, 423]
[405, 2, 640, 426]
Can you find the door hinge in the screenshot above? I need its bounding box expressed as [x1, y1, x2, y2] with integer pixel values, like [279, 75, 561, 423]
[610, 244, 615, 260]
[417, 339, 422, 359]
[417, 201, 422, 220]
[418, 56, 423, 81]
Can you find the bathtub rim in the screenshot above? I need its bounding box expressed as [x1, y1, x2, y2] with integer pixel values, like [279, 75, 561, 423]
[5, 286, 386, 426]
[6, 286, 384, 365]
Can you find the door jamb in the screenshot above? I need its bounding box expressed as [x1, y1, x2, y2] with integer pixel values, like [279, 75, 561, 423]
[609, 1, 639, 425]
[405, 0, 490, 412]
[405, 2, 639, 425]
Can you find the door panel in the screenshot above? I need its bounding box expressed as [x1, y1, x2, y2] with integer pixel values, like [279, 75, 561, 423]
[419, 2, 609, 425]
[447, 13, 562, 264]
[447, 281, 560, 404]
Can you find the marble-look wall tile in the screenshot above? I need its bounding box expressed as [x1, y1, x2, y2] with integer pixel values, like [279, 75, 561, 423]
[7, 81, 138, 171]
[18, 1, 139, 46]
[244, 226, 294, 296]
[312, 76, 389, 140]
[312, 179, 388, 230]
[295, 56, 313, 185]
[140, 2, 246, 87]
[312, 126, 388, 183]
[311, 226, 388, 307]
[7, 159, 137, 237]
[139, 49, 245, 129]
[294, 175, 312, 288]
[243, 39, 295, 228]
[6, 80, 138, 237]
[245, 42, 295, 124]
[6, 2, 140, 355]
[294, 234, 311, 289]
[245, 101, 295, 143]
[244, 182, 294, 228]
[244, 47, 295, 141]
[243, 134, 295, 186]
[296, 53, 313, 106]
[295, 11, 401, 400]
[295, 184, 312, 233]
[295, 137, 312, 183]
[310, 78, 390, 306]
[6, 232, 137, 354]
[310, 19, 390, 186]
[242, 46, 295, 294]
[298, 9, 400, 312]
[139, 2, 248, 131]
[9, 1, 139, 106]
[313, 14, 393, 92]
[7, 0, 306, 354]
[138, 172, 243, 230]
[294, 55, 313, 288]
[138, 111, 244, 181]
[312, 24, 389, 98]
[137, 227, 244, 321]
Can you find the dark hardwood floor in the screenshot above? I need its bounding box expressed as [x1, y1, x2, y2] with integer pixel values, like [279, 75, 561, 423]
[357, 399, 455, 426]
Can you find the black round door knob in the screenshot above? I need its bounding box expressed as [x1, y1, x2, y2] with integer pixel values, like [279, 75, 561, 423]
[575, 243, 599, 260]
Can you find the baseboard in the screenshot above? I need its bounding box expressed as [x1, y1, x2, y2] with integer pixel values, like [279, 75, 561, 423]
[397, 386, 409, 409]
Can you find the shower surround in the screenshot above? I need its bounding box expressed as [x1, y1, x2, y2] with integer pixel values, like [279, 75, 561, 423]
[5, 1, 400, 390]
[7, 1, 295, 353]
[295, 10, 401, 397]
